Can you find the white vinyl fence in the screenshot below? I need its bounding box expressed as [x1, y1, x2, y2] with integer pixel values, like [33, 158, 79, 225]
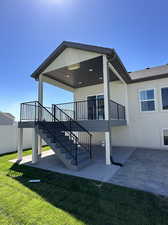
[0, 123, 45, 155]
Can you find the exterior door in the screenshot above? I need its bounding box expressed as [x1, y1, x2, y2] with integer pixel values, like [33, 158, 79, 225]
[87, 95, 104, 120]
[87, 96, 97, 120]
[97, 95, 104, 120]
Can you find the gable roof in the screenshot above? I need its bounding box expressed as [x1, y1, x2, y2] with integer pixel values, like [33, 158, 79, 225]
[31, 41, 131, 83]
[31, 41, 168, 84]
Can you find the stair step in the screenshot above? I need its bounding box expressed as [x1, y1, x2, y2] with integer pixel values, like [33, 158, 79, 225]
[36, 122, 91, 170]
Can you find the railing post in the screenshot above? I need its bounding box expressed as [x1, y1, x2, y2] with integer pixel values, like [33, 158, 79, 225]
[117, 104, 119, 120]
[75, 140, 78, 166]
[75, 101, 77, 120]
[20, 103, 22, 122]
[53, 105, 56, 122]
[35, 102, 36, 122]
[70, 118, 72, 140]
[60, 110, 61, 121]
[123, 106, 126, 120]
[73, 102, 75, 120]
[89, 135, 92, 159]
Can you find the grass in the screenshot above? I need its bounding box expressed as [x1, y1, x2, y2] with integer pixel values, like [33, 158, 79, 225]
[0, 148, 168, 225]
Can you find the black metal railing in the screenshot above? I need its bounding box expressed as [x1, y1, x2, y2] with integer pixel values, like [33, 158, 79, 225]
[55, 99, 126, 121]
[109, 100, 126, 120]
[20, 101, 92, 165]
[53, 104, 92, 159]
[56, 101, 89, 120]
[20, 101, 53, 122]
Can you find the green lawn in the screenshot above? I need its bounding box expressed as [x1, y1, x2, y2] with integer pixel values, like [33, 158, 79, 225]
[0, 148, 168, 225]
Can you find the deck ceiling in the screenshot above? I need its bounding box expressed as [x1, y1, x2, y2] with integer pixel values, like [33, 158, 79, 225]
[43, 56, 119, 88]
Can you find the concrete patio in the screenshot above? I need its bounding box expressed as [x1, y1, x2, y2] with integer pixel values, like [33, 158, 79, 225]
[110, 148, 168, 196]
[11, 146, 134, 183]
[11, 147, 168, 196]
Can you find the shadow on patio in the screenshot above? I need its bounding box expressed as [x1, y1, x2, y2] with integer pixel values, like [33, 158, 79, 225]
[7, 157, 167, 225]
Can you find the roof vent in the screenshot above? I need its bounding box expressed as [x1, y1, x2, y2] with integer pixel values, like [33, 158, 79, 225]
[146, 67, 150, 70]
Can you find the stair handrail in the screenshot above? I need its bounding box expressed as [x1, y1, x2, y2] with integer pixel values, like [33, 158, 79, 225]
[20, 101, 81, 141]
[53, 104, 92, 157]
[38, 122, 76, 161]
[37, 102, 79, 139]
[37, 101, 80, 164]
[20, 101, 92, 163]
[20, 101, 79, 163]
[53, 104, 92, 135]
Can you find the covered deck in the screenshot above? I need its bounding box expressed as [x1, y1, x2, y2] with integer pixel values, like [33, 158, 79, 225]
[18, 41, 130, 166]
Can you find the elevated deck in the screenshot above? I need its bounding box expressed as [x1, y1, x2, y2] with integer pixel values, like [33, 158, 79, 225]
[18, 119, 127, 131]
[19, 100, 127, 131]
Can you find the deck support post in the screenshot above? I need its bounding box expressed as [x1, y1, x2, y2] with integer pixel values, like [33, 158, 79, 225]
[18, 128, 23, 161]
[103, 55, 111, 165]
[38, 74, 43, 157]
[38, 136, 42, 157]
[38, 74, 43, 105]
[32, 128, 38, 164]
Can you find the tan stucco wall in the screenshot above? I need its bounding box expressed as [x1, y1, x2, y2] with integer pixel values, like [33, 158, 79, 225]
[74, 80, 125, 104]
[75, 78, 168, 149]
[112, 77, 168, 149]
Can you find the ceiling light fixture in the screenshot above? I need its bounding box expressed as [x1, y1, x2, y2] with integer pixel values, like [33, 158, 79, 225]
[99, 76, 103, 80]
[65, 74, 70, 78]
[68, 63, 80, 71]
[78, 81, 83, 85]
[89, 68, 93, 72]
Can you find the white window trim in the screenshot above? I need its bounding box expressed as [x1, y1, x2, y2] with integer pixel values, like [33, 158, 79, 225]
[138, 88, 157, 113]
[160, 85, 168, 112]
[161, 128, 168, 148]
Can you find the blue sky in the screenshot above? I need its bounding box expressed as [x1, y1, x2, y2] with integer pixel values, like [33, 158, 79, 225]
[0, 0, 168, 120]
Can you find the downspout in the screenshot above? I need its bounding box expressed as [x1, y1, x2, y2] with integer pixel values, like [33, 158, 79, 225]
[110, 156, 123, 167]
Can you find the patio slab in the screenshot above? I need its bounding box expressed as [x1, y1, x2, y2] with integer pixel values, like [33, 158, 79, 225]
[110, 148, 168, 196]
[13, 147, 168, 197]
[11, 150, 121, 182]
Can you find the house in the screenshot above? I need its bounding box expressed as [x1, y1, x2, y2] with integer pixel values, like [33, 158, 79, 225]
[0, 111, 15, 125]
[18, 41, 168, 169]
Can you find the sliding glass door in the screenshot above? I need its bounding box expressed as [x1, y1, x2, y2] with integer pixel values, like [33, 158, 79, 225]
[87, 96, 97, 120]
[87, 95, 104, 120]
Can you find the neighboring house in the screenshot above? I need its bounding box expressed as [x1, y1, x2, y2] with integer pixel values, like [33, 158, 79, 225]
[18, 41, 168, 169]
[0, 111, 15, 125]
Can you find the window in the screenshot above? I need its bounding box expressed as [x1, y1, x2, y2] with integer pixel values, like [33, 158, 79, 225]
[139, 89, 155, 112]
[161, 87, 168, 110]
[163, 129, 168, 146]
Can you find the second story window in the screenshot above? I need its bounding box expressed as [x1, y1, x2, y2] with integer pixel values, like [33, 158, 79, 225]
[161, 87, 168, 110]
[139, 89, 155, 112]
